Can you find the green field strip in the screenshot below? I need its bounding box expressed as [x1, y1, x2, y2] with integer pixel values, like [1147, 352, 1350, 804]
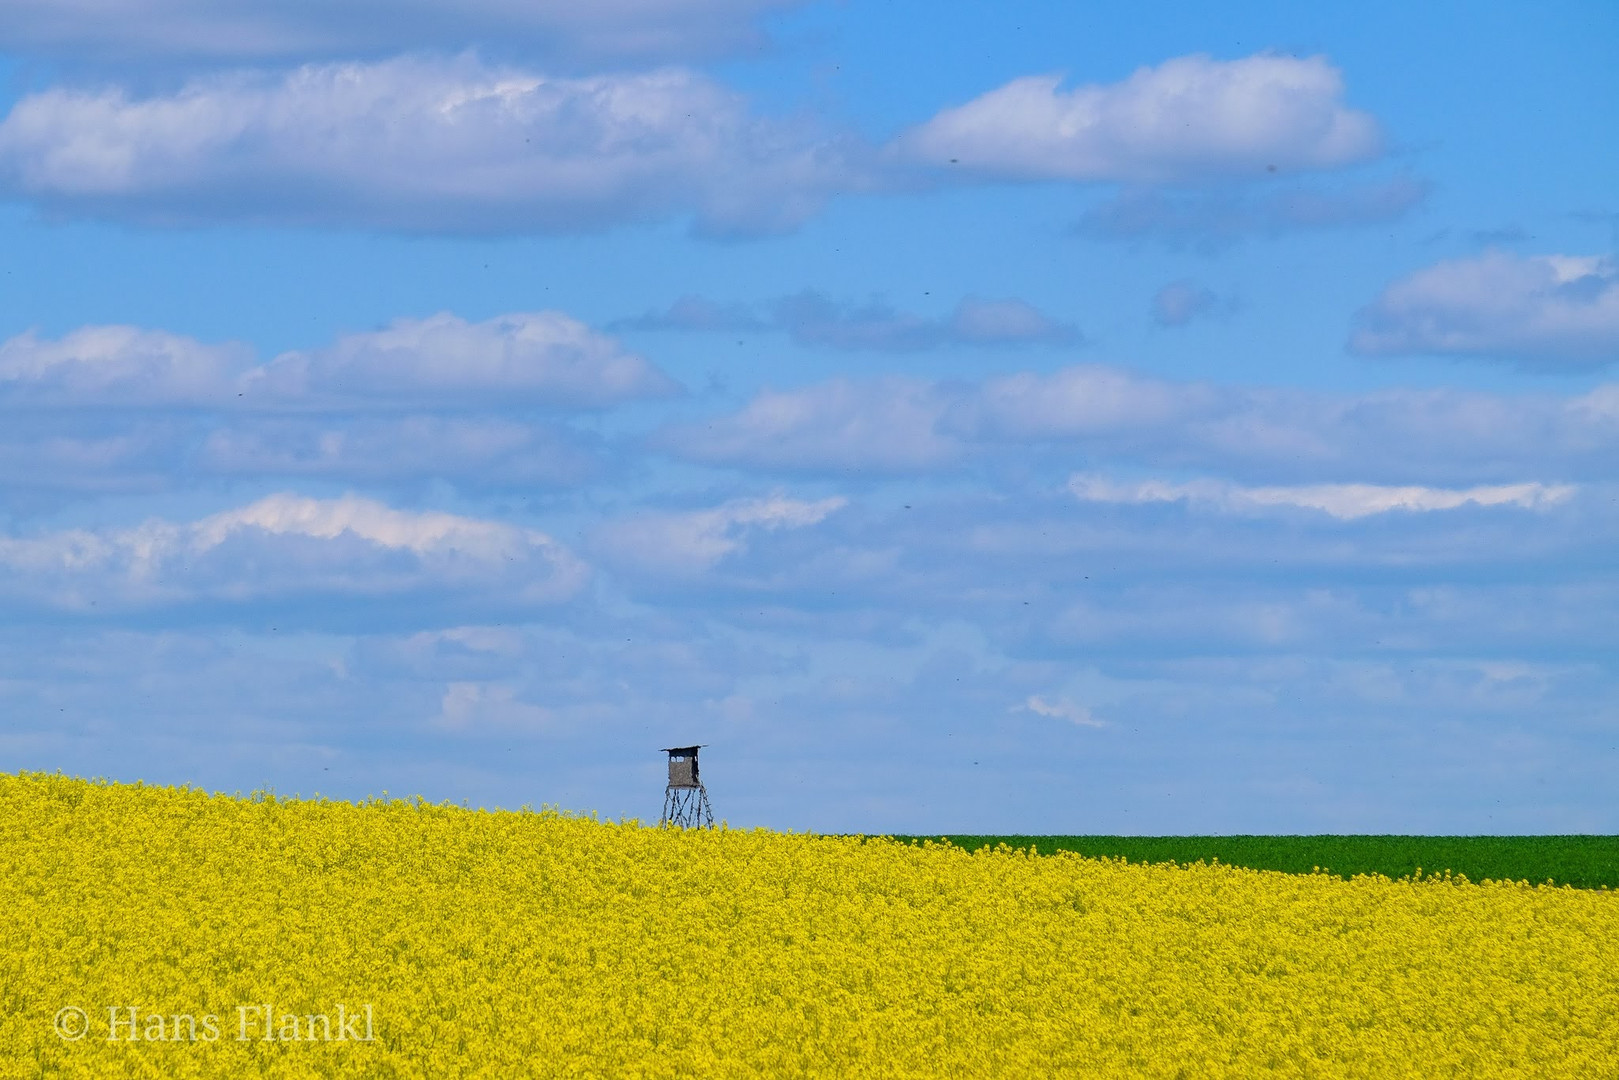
[880, 835, 1619, 891]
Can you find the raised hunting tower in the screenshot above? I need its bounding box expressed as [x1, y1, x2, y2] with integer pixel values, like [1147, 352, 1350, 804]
[659, 745, 714, 827]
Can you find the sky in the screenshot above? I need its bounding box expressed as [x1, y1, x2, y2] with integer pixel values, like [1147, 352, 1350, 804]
[0, 0, 1615, 834]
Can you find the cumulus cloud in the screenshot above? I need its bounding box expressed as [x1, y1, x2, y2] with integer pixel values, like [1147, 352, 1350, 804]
[0, 313, 668, 494]
[243, 311, 678, 408]
[962, 365, 1207, 440]
[661, 377, 962, 472]
[957, 367, 1619, 483]
[0, 55, 864, 235]
[0, 312, 675, 412]
[662, 365, 1619, 483]
[899, 53, 1381, 184]
[595, 493, 847, 575]
[949, 298, 1077, 345]
[0, 325, 251, 408]
[0, 0, 797, 66]
[1080, 175, 1427, 248]
[0, 493, 587, 612]
[0, 48, 1398, 236]
[1350, 252, 1619, 370]
[1068, 474, 1576, 519]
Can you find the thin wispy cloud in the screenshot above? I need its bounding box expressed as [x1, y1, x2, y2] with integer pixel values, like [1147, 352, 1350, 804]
[594, 494, 848, 576]
[619, 291, 1080, 350]
[1023, 695, 1105, 728]
[0, 418, 193, 495]
[200, 416, 606, 486]
[1068, 474, 1577, 519]
[0, 0, 803, 67]
[433, 682, 555, 735]
[1080, 176, 1427, 248]
[1151, 281, 1233, 327]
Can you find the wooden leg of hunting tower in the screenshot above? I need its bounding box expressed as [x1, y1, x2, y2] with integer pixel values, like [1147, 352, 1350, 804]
[660, 784, 714, 828]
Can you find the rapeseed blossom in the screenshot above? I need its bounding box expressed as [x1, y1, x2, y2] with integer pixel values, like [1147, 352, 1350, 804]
[2, 772, 1615, 1077]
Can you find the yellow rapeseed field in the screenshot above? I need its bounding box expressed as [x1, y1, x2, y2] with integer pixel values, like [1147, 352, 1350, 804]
[2, 772, 1615, 1078]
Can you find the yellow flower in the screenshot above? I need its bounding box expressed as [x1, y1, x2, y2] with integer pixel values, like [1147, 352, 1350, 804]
[1, 771, 1615, 1078]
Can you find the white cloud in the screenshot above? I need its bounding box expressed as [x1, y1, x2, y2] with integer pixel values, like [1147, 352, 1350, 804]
[1575, 384, 1619, 421]
[662, 365, 1619, 483]
[663, 377, 961, 472]
[1023, 695, 1104, 727]
[958, 367, 1619, 484]
[596, 493, 846, 575]
[0, 424, 186, 494]
[397, 626, 532, 664]
[0, 0, 798, 66]
[965, 365, 1208, 439]
[1068, 474, 1577, 519]
[0, 55, 861, 235]
[0, 312, 675, 412]
[0, 325, 250, 407]
[243, 311, 678, 408]
[0, 49, 1393, 236]
[949, 297, 1076, 345]
[0, 493, 587, 611]
[201, 416, 602, 485]
[433, 682, 554, 734]
[900, 53, 1380, 184]
[1351, 252, 1619, 370]
[194, 492, 522, 553]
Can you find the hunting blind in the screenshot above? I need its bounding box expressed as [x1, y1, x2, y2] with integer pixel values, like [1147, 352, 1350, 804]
[660, 745, 714, 827]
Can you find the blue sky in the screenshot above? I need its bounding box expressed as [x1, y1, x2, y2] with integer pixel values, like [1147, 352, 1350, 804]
[1, 0, 1615, 833]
